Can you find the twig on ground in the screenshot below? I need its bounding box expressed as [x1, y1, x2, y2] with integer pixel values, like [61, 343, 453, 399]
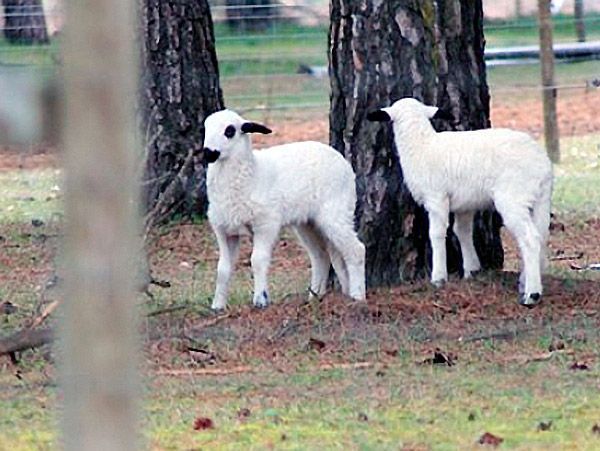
[155, 365, 253, 376]
[317, 361, 374, 371]
[550, 252, 583, 261]
[146, 303, 190, 318]
[458, 326, 539, 343]
[29, 300, 60, 329]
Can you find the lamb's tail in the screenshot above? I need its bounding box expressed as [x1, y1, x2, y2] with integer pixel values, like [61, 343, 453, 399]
[532, 175, 553, 273]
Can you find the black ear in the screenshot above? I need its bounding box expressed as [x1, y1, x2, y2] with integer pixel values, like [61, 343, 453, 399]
[241, 122, 272, 134]
[432, 108, 454, 121]
[366, 110, 391, 122]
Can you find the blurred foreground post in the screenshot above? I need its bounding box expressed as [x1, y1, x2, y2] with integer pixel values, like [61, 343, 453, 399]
[61, 0, 140, 449]
[538, 0, 560, 163]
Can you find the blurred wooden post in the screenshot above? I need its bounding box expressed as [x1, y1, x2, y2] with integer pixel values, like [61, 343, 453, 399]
[574, 0, 586, 42]
[538, 0, 560, 163]
[61, 0, 140, 449]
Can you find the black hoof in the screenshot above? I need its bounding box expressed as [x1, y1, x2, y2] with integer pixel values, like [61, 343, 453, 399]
[519, 292, 541, 308]
[431, 279, 446, 289]
[253, 290, 270, 309]
[211, 307, 226, 315]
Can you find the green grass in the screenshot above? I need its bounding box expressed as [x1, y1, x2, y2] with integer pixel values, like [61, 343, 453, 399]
[0, 168, 62, 224]
[142, 346, 600, 450]
[553, 134, 600, 215]
[484, 14, 600, 47]
[2, 339, 598, 450]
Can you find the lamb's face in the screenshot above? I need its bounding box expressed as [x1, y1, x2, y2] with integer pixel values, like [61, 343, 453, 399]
[203, 110, 272, 163]
[367, 97, 440, 123]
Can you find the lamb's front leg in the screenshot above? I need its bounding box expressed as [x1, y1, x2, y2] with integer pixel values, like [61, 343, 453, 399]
[211, 229, 240, 311]
[426, 200, 450, 287]
[453, 211, 481, 278]
[250, 225, 279, 308]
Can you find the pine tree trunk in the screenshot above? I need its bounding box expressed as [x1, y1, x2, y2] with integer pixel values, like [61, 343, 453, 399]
[329, 0, 503, 288]
[2, 0, 49, 44]
[140, 0, 224, 224]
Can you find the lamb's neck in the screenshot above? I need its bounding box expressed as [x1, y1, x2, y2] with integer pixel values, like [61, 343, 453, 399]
[212, 152, 256, 194]
[393, 116, 436, 157]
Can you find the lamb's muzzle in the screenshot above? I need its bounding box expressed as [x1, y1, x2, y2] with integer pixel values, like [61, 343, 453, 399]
[202, 147, 221, 163]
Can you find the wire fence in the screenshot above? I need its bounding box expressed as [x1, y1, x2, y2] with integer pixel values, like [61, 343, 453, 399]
[0, 0, 599, 126]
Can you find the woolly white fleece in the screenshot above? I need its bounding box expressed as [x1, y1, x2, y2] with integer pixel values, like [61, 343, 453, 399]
[204, 109, 366, 310]
[377, 98, 553, 306]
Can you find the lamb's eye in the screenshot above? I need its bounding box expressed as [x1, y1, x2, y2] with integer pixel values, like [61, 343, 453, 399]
[224, 125, 236, 139]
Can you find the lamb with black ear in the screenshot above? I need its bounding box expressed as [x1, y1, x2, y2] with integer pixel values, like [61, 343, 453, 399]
[368, 97, 553, 307]
[203, 109, 366, 311]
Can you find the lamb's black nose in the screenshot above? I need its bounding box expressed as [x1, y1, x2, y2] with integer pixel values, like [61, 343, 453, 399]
[203, 147, 221, 163]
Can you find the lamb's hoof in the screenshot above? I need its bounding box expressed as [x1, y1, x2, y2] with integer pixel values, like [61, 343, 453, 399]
[253, 290, 270, 309]
[519, 292, 541, 308]
[464, 269, 481, 279]
[431, 279, 446, 289]
[211, 306, 226, 315]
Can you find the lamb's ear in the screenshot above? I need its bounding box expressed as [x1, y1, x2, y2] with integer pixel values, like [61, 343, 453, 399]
[241, 122, 272, 134]
[366, 109, 391, 122]
[432, 108, 454, 121]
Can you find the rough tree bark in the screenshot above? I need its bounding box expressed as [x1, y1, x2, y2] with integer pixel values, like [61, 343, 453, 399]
[2, 0, 49, 44]
[329, 0, 503, 287]
[141, 0, 224, 223]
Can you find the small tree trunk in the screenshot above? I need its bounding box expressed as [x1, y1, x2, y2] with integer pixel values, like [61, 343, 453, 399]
[140, 0, 224, 223]
[574, 0, 586, 42]
[2, 0, 49, 44]
[329, 0, 503, 287]
[538, 0, 560, 163]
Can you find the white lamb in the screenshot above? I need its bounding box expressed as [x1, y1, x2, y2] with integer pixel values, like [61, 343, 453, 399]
[367, 98, 553, 306]
[202, 109, 366, 311]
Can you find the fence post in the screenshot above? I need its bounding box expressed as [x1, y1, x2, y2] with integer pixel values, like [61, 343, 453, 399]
[574, 0, 586, 42]
[60, 0, 140, 449]
[538, 0, 560, 163]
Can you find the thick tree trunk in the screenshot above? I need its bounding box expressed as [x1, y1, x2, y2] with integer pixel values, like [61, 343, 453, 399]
[2, 0, 49, 44]
[329, 0, 503, 287]
[141, 0, 224, 223]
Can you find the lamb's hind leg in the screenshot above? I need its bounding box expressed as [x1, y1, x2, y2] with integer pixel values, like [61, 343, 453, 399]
[496, 199, 543, 307]
[532, 181, 552, 277]
[293, 224, 331, 299]
[316, 218, 365, 301]
[453, 211, 481, 279]
[328, 246, 350, 296]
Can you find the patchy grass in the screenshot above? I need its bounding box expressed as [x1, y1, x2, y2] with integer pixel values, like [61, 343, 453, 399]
[553, 134, 600, 216]
[3, 334, 598, 450]
[143, 341, 600, 450]
[0, 168, 62, 224]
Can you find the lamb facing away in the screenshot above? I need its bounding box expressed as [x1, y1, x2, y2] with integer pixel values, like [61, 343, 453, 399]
[202, 109, 366, 311]
[367, 98, 553, 307]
